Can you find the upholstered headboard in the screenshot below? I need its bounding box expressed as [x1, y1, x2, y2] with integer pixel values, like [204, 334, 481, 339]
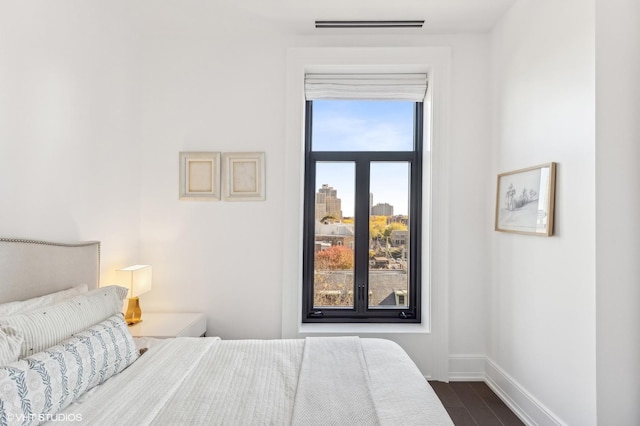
[0, 238, 100, 304]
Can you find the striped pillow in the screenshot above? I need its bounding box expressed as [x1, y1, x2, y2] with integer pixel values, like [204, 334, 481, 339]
[0, 284, 88, 316]
[0, 286, 128, 359]
[0, 315, 138, 425]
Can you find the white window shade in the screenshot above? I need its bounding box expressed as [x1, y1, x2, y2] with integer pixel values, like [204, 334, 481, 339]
[304, 73, 428, 101]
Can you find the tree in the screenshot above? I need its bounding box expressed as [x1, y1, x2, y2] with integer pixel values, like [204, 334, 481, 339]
[369, 216, 387, 240]
[384, 221, 408, 238]
[389, 247, 403, 259]
[320, 215, 338, 224]
[315, 245, 354, 270]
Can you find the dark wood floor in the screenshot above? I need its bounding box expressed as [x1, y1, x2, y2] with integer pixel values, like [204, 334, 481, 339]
[429, 381, 525, 426]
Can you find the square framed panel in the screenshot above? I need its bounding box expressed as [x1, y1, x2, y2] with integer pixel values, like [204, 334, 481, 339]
[179, 152, 221, 201]
[222, 152, 265, 201]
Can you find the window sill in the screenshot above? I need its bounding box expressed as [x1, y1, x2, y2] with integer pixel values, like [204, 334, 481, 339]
[299, 322, 430, 335]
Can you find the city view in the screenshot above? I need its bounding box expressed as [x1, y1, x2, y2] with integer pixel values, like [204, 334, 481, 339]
[313, 183, 410, 309]
[309, 99, 416, 311]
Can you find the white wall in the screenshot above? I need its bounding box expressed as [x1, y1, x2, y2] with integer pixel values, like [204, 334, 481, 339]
[595, 0, 640, 423]
[489, 0, 596, 424]
[444, 35, 491, 376]
[133, 0, 491, 377]
[0, 0, 491, 379]
[133, 3, 291, 341]
[0, 1, 141, 283]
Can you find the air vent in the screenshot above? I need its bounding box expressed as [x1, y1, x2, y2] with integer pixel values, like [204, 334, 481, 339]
[315, 20, 424, 29]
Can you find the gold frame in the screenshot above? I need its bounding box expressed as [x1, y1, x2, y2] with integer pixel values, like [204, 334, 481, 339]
[495, 162, 557, 236]
[179, 152, 221, 201]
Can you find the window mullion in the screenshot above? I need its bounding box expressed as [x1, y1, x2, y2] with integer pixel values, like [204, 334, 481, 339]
[408, 102, 424, 321]
[354, 158, 370, 314]
[302, 101, 316, 316]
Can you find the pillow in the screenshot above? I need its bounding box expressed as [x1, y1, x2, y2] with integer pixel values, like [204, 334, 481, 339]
[0, 286, 128, 359]
[0, 325, 22, 366]
[0, 315, 138, 425]
[0, 284, 88, 316]
[101, 284, 129, 302]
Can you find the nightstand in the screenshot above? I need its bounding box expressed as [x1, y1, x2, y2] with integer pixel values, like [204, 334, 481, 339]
[128, 312, 207, 338]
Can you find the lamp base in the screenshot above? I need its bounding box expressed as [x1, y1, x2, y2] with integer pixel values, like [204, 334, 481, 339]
[124, 297, 143, 325]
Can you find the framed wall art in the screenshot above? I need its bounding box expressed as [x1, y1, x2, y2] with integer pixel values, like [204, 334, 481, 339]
[179, 152, 221, 201]
[222, 152, 265, 201]
[495, 162, 557, 236]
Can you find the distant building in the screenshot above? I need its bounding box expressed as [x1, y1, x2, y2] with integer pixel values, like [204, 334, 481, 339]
[372, 257, 390, 268]
[390, 230, 408, 247]
[371, 202, 394, 216]
[369, 193, 373, 214]
[315, 184, 342, 220]
[314, 241, 331, 252]
[388, 215, 409, 226]
[314, 221, 355, 250]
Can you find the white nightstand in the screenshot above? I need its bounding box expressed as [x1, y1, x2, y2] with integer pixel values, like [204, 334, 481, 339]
[128, 312, 207, 338]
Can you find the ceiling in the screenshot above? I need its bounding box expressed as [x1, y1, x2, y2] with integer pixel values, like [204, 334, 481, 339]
[225, 0, 516, 34]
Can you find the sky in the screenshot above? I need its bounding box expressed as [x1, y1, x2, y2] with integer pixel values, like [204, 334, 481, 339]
[312, 100, 414, 216]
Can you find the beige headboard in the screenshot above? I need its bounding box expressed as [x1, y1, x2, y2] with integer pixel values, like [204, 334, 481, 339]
[0, 238, 100, 304]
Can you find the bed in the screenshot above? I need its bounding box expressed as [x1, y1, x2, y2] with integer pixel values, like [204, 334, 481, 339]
[0, 238, 453, 425]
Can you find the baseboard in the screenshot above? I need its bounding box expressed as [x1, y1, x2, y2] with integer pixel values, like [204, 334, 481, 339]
[484, 358, 566, 426]
[447, 355, 565, 426]
[448, 355, 486, 381]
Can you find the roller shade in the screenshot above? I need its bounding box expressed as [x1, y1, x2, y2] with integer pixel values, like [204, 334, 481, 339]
[304, 73, 428, 101]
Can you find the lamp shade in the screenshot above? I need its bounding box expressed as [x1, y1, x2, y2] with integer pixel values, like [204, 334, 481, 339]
[116, 265, 152, 298]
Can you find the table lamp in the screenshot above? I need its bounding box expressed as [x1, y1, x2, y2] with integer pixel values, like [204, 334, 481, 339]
[116, 265, 152, 325]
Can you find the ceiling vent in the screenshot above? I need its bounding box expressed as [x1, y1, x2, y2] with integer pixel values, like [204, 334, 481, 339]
[315, 20, 424, 29]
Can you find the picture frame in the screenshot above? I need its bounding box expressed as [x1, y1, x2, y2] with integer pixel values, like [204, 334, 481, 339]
[179, 152, 221, 201]
[222, 152, 265, 201]
[495, 162, 557, 236]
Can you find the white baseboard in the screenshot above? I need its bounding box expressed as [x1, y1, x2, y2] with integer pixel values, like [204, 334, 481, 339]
[484, 358, 565, 426]
[448, 355, 486, 381]
[447, 355, 565, 426]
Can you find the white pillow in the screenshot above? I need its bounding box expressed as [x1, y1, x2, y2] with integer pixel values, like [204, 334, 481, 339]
[0, 325, 22, 366]
[0, 315, 138, 423]
[0, 285, 128, 359]
[0, 284, 88, 316]
[102, 284, 129, 302]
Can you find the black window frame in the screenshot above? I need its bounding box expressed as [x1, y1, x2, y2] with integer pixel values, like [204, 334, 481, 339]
[302, 100, 424, 323]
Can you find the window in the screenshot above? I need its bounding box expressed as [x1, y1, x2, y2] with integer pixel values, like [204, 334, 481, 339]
[302, 73, 426, 323]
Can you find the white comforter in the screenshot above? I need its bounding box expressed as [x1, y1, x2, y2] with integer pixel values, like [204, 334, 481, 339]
[55, 336, 452, 425]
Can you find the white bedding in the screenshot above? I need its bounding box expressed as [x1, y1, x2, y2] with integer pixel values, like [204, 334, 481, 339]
[53, 336, 452, 426]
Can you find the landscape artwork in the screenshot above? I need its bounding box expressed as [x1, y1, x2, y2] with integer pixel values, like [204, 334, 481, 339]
[495, 162, 556, 236]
